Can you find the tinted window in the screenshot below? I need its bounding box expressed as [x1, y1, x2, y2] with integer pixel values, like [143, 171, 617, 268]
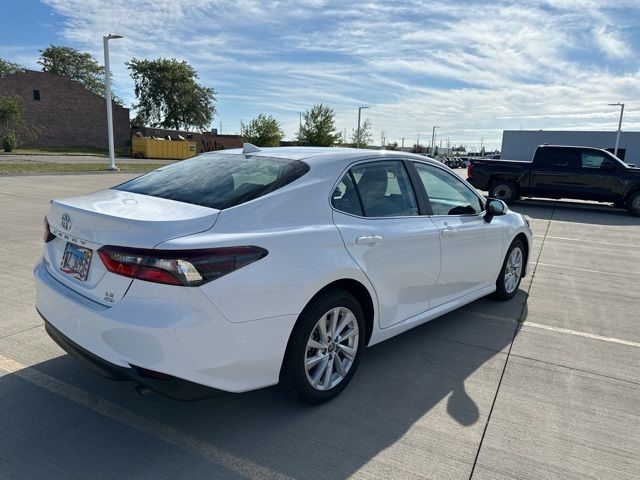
[581, 150, 607, 168]
[539, 147, 578, 167]
[331, 173, 363, 216]
[413, 162, 483, 215]
[115, 153, 309, 210]
[350, 161, 418, 217]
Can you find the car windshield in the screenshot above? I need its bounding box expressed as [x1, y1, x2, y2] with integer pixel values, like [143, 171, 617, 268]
[114, 153, 310, 210]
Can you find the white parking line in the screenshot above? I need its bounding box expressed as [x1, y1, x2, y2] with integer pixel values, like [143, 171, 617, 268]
[533, 234, 639, 249]
[0, 354, 292, 480]
[535, 262, 640, 279]
[522, 322, 640, 348]
[462, 311, 640, 348]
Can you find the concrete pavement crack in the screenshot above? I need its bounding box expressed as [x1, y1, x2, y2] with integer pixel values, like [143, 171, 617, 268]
[468, 201, 557, 479]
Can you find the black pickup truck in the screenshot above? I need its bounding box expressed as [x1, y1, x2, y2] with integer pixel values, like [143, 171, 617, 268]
[467, 145, 640, 216]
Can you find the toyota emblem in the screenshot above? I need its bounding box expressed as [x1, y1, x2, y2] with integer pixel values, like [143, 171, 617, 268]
[61, 213, 72, 231]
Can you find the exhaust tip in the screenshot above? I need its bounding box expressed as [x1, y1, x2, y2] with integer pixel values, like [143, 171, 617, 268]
[135, 384, 153, 396]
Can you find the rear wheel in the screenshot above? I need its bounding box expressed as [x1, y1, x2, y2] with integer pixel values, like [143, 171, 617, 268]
[626, 191, 640, 217]
[281, 290, 364, 404]
[489, 180, 518, 204]
[494, 239, 525, 300]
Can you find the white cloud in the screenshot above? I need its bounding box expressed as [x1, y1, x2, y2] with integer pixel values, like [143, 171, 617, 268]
[19, 0, 638, 149]
[593, 26, 633, 60]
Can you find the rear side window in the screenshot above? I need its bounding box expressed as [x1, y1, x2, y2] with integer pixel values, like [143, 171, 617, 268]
[351, 161, 419, 217]
[331, 173, 363, 216]
[115, 153, 309, 210]
[539, 147, 578, 168]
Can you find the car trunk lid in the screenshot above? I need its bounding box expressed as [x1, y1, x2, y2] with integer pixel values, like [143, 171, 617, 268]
[44, 189, 219, 306]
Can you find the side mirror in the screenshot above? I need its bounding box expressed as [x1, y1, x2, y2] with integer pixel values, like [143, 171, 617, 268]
[485, 198, 507, 222]
[626, 163, 636, 168]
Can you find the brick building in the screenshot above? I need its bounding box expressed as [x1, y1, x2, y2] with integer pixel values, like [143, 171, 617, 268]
[0, 70, 130, 149]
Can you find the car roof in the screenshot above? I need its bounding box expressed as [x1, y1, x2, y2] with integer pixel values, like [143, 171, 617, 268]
[215, 146, 443, 168]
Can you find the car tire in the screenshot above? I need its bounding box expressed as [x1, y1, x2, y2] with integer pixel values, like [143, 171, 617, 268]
[493, 238, 525, 300]
[489, 180, 518, 204]
[280, 289, 365, 404]
[626, 191, 640, 217]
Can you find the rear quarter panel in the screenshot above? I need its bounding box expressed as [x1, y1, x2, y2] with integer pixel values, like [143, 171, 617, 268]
[154, 161, 379, 325]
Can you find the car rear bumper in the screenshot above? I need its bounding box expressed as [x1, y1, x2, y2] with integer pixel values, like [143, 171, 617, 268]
[42, 313, 222, 400]
[34, 259, 297, 396]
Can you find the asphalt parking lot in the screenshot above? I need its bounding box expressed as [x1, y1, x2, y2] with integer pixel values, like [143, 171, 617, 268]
[1, 173, 638, 479]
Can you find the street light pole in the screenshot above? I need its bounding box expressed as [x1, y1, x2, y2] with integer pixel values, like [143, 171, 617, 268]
[608, 103, 625, 157]
[356, 106, 370, 149]
[431, 126, 440, 156]
[103, 34, 123, 171]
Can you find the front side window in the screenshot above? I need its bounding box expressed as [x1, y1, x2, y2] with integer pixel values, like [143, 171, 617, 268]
[413, 162, 483, 215]
[581, 150, 607, 169]
[115, 153, 309, 210]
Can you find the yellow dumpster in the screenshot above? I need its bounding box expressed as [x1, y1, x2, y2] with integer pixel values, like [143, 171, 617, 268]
[132, 137, 197, 160]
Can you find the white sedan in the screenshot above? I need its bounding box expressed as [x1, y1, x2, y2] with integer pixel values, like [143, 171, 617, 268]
[35, 146, 532, 403]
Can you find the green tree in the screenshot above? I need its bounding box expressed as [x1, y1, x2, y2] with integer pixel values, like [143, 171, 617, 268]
[385, 141, 399, 151]
[127, 58, 216, 131]
[241, 114, 284, 147]
[411, 143, 427, 154]
[297, 104, 341, 146]
[0, 95, 26, 151]
[38, 45, 118, 101]
[0, 59, 25, 78]
[350, 118, 373, 147]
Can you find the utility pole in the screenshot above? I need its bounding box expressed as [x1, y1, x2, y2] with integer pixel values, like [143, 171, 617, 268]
[401, 137, 405, 149]
[219, 120, 222, 134]
[430, 126, 440, 156]
[103, 33, 123, 171]
[608, 102, 625, 157]
[299, 112, 302, 132]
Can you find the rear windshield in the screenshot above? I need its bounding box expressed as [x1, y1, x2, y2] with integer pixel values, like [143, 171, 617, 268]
[114, 153, 310, 210]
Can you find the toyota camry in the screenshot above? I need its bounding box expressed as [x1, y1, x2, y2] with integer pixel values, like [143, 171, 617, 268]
[35, 145, 532, 403]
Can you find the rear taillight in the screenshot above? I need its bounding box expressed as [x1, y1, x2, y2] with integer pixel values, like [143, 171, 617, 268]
[98, 246, 268, 286]
[43, 218, 55, 243]
[467, 161, 474, 179]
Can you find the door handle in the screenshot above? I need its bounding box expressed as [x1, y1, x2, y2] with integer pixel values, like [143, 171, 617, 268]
[441, 226, 458, 235]
[356, 235, 384, 245]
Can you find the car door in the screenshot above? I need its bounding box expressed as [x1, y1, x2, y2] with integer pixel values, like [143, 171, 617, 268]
[410, 161, 504, 308]
[563, 149, 622, 201]
[331, 160, 441, 328]
[528, 147, 578, 197]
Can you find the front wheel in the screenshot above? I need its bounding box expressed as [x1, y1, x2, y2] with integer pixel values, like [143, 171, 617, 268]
[280, 290, 365, 404]
[494, 239, 525, 300]
[626, 191, 640, 217]
[489, 181, 518, 204]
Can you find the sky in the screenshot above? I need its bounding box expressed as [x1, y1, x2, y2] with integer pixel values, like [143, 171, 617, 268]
[1, 0, 640, 151]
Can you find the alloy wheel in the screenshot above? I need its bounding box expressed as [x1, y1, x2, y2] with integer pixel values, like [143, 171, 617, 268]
[504, 247, 523, 293]
[305, 307, 359, 391]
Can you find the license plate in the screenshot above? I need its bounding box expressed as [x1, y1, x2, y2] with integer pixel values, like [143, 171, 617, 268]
[60, 242, 93, 282]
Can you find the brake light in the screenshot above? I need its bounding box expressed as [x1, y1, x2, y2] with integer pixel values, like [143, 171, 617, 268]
[467, 161, 474, 179]
[98, 246, 268, 286]
[43, 218, 55, 243]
